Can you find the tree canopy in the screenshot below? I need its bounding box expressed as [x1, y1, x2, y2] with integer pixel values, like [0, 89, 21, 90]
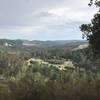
[88, 0, 99, 6]
[80, 0, 100, 57]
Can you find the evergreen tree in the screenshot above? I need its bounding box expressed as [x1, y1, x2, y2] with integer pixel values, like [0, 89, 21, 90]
[80, 0, 100, 57]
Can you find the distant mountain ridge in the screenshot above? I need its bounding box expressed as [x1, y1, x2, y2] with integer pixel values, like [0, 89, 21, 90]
[0, 39, 88, 48]
[23, 40, 88, 48]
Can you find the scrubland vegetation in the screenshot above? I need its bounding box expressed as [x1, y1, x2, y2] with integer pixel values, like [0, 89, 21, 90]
[0, 0, 100, 100]
[0, 39, 100, 100]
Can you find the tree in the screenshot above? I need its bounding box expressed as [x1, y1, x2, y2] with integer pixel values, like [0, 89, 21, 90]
[80, 0, 100, 57]
[88, 0, 98, 6]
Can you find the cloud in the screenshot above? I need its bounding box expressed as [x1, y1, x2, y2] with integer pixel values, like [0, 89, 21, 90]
[0, 0, 97, 40]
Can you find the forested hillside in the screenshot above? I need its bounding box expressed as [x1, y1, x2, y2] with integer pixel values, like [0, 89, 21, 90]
[0, 38, 100, 100]
[0, 0, 100, 100]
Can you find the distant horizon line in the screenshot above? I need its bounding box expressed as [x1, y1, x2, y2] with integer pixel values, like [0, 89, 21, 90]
[0, 38, 86, 41]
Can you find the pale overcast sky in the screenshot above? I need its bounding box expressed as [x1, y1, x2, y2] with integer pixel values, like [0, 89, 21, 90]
[0, 0, 97, 40]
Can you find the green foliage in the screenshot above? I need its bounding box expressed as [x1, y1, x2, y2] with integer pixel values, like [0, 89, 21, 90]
[0, 70, 100, 100]
[0, 40, 99, 100]
[80, 1, 100, 58]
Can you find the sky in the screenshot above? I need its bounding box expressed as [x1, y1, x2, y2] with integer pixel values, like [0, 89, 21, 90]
[0, 0, 97, 40]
